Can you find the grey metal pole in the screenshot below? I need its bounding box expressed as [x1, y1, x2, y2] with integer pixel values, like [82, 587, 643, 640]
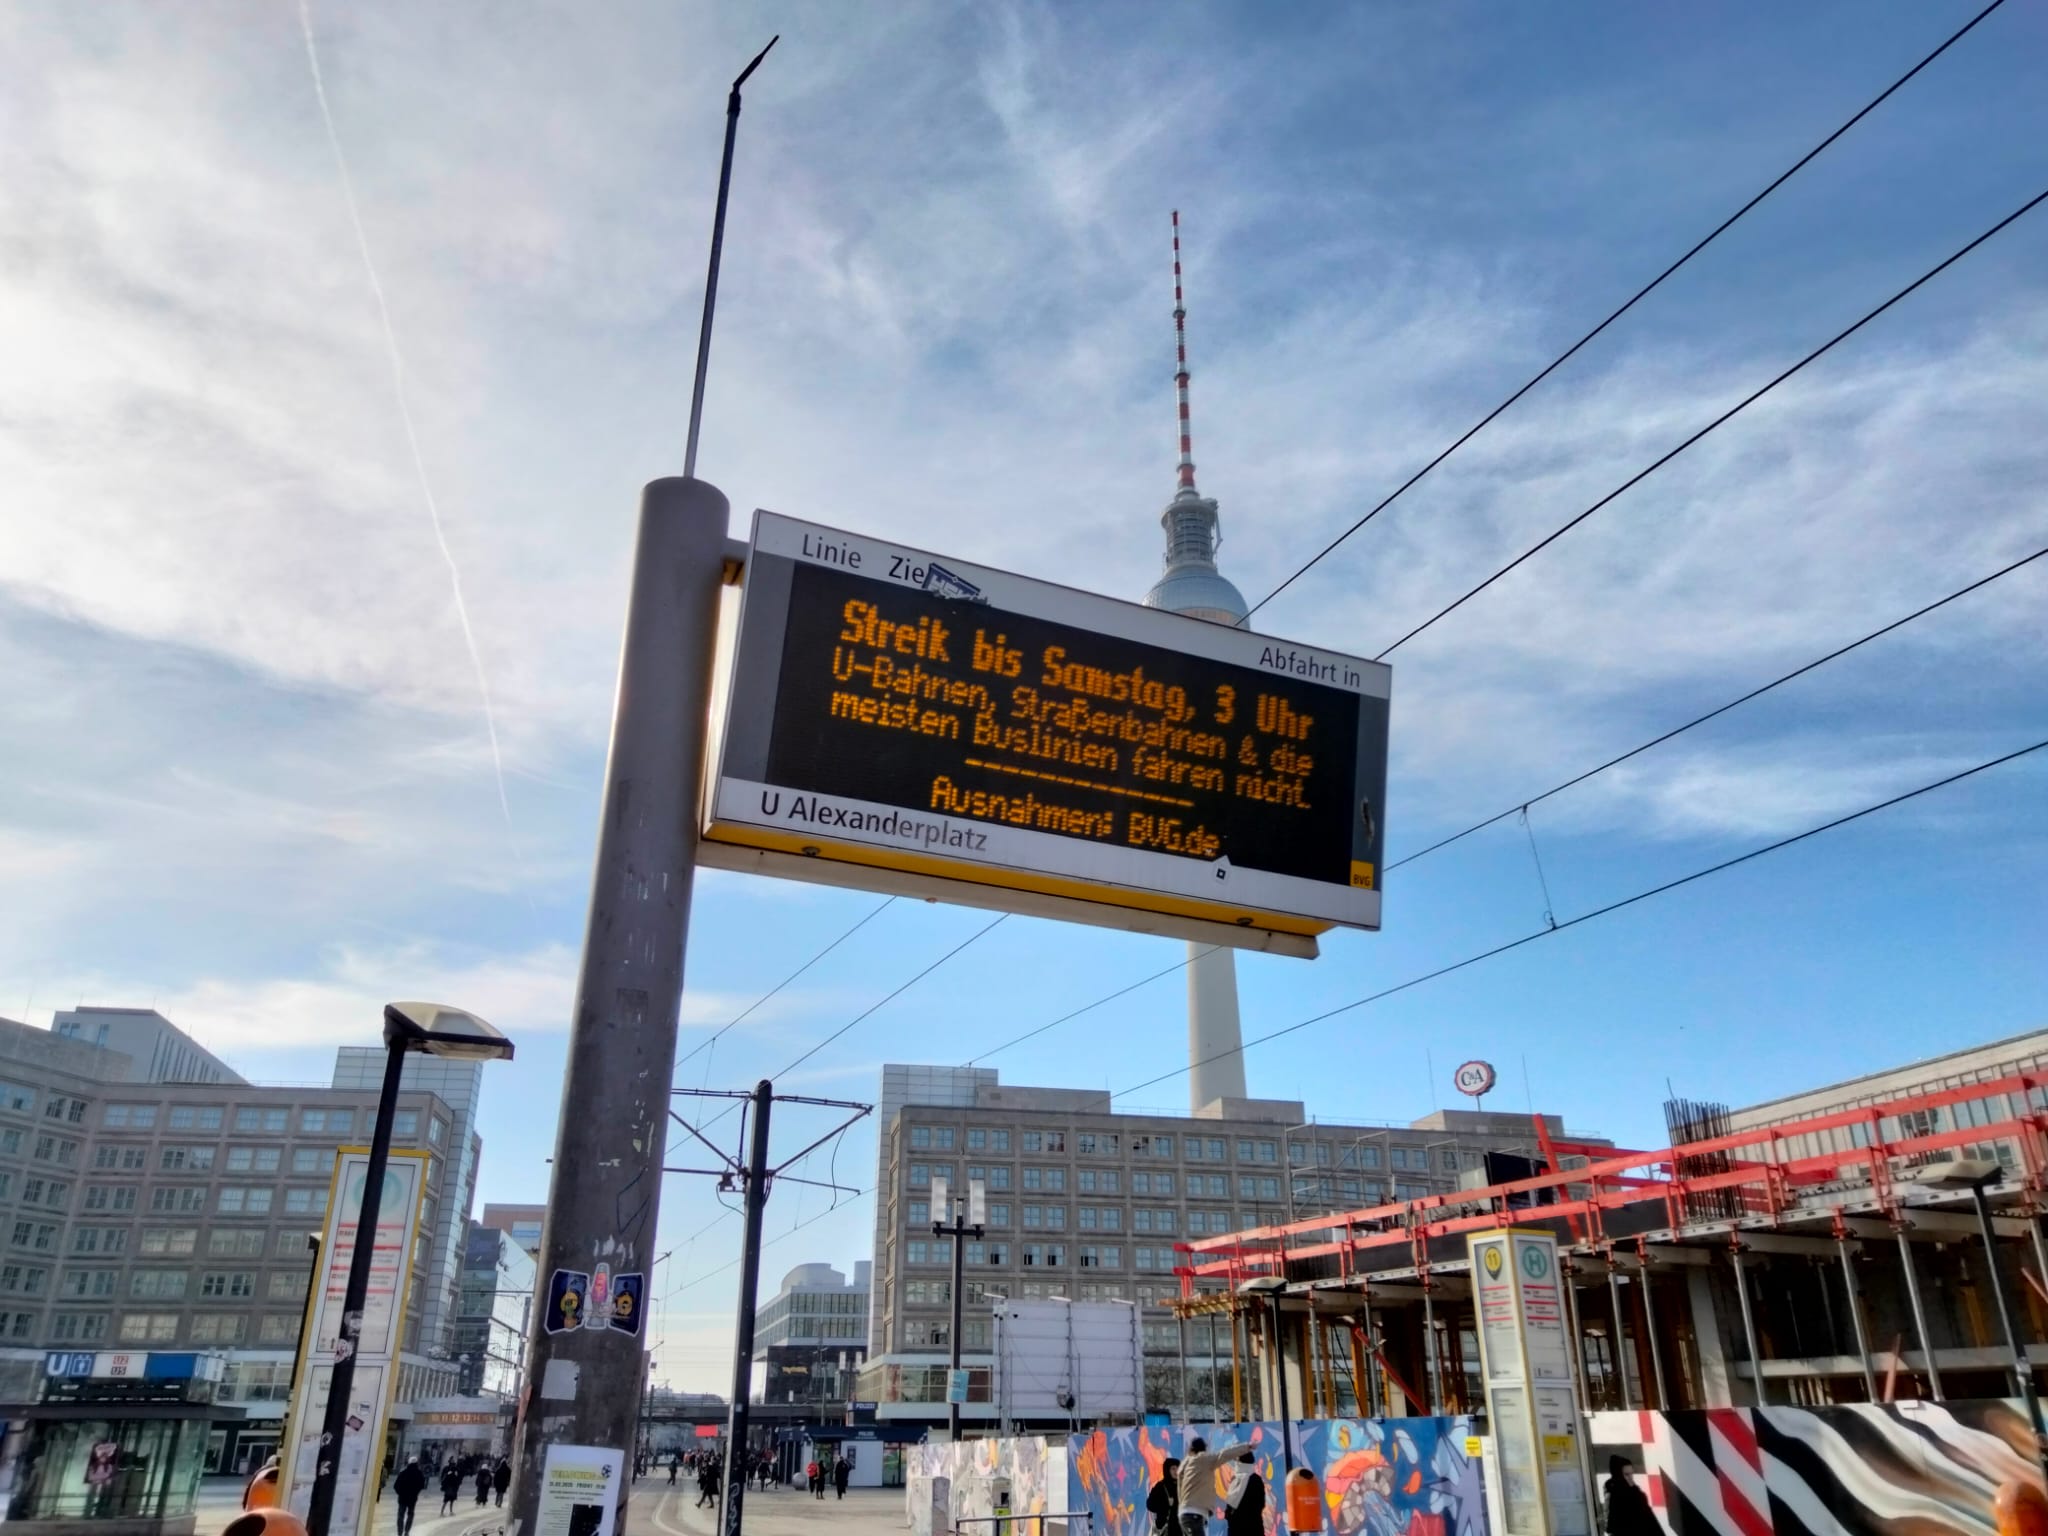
[1836, 1239, 1878, 1401]
[1607, 1268, 1635, 1411]
[509, 477, 730, 1527]
[1730, 1248, 1767, 1406]
[1635, 1260, 1670, 1411]
[1561, 1262, 1592, 1408]
[722, 1081, 773, 1536]
[1896, 1230, 1944, 1401]
[936, 1194, 983, 1443]
[1270, 1298, 1295, 1471]
[1421, 1277, 1442, 1415]
[1208, 1312, 1222, 1420]
[305, 1036, 406, 1536]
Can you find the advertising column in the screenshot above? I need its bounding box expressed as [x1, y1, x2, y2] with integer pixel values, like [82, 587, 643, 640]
[280, 1149, 429, 1536]
[1467, 1229, 1590, 1536]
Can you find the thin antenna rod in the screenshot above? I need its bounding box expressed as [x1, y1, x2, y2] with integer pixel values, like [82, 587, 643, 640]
[684, 35, 778, 481]
[1172, 210, 1198, 497]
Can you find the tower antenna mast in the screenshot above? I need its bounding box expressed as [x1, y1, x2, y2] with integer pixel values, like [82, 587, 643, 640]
[1173, 209, 1200, 500]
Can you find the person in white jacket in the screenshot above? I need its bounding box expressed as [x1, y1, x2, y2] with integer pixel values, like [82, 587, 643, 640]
[1177, 1438, 1252, 1536]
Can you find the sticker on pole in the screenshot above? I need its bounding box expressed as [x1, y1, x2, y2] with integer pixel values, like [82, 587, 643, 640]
[606, 1273, 644, 1337]
[544, 1269, 589, 1334]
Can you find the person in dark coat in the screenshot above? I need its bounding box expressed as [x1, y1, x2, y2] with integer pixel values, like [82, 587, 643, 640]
[1605, 1456, 1660, 1536]
[439, 1463, 464, 1516]
[1147, 1459, 1182, 1536]
[492, 1459, 511, 1507]
[834, 1456, 851, 1499]
[1223, 1452, 1265, 1536]
[393, 1458, 425, 1536]
[475, 1464, 492, 1506]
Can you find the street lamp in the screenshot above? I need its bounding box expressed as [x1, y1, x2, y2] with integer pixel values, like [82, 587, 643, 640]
[1917, 1158, 2048, 1484]
[306, 1003, 514, 1536]
[930, 1175, 985, 1443]
[1240, 1276, 1293, 1470]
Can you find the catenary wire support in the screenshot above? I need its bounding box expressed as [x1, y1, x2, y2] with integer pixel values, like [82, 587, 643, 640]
[1518, 806, 1558, 931]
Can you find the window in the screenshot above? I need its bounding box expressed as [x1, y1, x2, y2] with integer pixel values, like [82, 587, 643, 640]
[218, 1188, 274, 1215]
[1442, 1148, 1460, 1170]
[291, 1148, 328, 1175]
[301, 1108, 355, 1135]
[163, 1147, 215, 1172]
[141, 1229, 200, 1257]
[226, 1147, 282, 1173]
[1131, 1134, 1173, 1158]
[103, 1104, 159, 1130]
[1257, 1141, 1277, 1163]
[1132, 1172, 1176, 1197]
[277, 1231, 314, 1258]
[985, 1166, 1011, 1190]
[1022, 1167, 1041, 1191]
[1134, 1247, 1171, 1271]
[131, 1270, 188, 1299]
[34, 1135, 79, 1164]
[1317, 1143, 1333, 1166]
[906, 1201, 929, 1226]
[0, 1132, 18, 1156]
[1022, 1244, 1045, 1267]
[259, 1315, 299, 1344]
[13, 1222, 57, 1251]
[168, 1106, 224, 1131]
[268, 1272, 309, 1301]
[185, 1313, 244, 1343]
[1022, 1206, 1043, 1229]
[982, 1242, 1009, 1265]
[1133, 1208, 1177, 1233]
[908, 1164, 930, 1187]
[62, 1270, 116, 1299]
[1289, 1142, 1308, 1166]
[25, 1178, 69, 1208]
[209, 1230, 263, 1257]
[233, 1107, 289, 1133]
[72, 1228, 127, 1255]
[118, 1313, 180, 1343]
[1078, 1207, 1097, 1229]
[45, 1095, 88, 1122]
[0, 1264, 47, 1294]
[1042, 1244, 1065, 1267]
[989, 1130, 1010, 1151]
[92, 1147, 139, 1171]
[0, 1081, 33, 1113]
[1076, 1133, 1120, 1156]
[967, 1129, 988, 1151]
[150, 1187, 207, 1213]
[201, 1272, 257, 1299]
[53, 1313, 109, 1342]
[392, 1110, 419, 1137]
[904, 1279, 951, 1305]
[1021, 1131, 1064, 1153]
[1395, 1180, 1430, 1200]
[911, 1126, 932, 1149]
[986, 1204, 1010, 1228]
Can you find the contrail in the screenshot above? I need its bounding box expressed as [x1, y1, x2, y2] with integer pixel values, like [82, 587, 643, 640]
[297, 0, 513, 826]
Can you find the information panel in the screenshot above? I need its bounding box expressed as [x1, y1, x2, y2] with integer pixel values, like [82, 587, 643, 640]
[704, 512, 1391, 949]
[1467, 1230, 1591, 1536]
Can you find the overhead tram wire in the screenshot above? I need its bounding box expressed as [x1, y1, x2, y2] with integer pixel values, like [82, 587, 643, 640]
[965, 943, 1223, 1066]
[1240, 0, 2013, 625]
[1114, 735, 2048, 1102]
[674, 894, 898, 1074]
[1387, 540, 2048, 872]
[1373, 185, 2048, 661]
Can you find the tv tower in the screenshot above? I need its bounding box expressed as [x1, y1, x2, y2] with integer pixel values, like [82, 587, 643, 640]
[1143, 211, 1250, 1113]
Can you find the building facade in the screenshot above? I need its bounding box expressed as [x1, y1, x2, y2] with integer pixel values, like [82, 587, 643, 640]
[51, 1007, 237, 1086]
[754, 1261, 869, 1410]
[0, 1015, 468, 1475]
[455, 1223, 536, 1399]
[479, 1203, 545, 1258]
[857, 1062, 1609, 1422]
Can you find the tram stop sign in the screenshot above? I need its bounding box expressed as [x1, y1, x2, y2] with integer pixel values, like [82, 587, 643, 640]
[701, 511, 1391, 957]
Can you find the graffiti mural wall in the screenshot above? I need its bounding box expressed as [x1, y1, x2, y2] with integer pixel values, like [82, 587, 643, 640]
[1587, 1401, 2045, 1536]
[1068, 1419, 1486, 1536]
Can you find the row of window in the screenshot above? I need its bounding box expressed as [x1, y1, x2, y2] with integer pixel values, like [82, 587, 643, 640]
[100, 1102, 444, 1142]
[899, 1238, 1188, 1272]
[906, 1124, 1468, 1174]
[72, 1185, 329, 1217]
[906, 1126, 1175, 1158]
[96, 1145, 341, 1175]
[70, 1226, 318, 1259]
[906, 1200, 1253, 1237]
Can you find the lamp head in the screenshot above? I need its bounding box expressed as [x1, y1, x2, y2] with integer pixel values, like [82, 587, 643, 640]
[384, 1002, 514, 1062]
[1915, 1157, 2003, 1191]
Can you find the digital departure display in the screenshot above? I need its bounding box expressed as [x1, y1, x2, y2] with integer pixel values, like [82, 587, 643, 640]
[765, 561, 1362, 887]
[704, 512, 1392, 948]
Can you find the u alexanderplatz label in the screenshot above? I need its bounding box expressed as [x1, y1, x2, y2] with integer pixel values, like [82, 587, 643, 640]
[702, 512, 1391, 952]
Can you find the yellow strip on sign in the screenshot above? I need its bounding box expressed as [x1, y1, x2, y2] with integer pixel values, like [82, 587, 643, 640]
[703, 820, 1333, 937]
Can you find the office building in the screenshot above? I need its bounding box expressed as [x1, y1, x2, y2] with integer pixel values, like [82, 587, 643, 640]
[0, 1013, 471, 1475]
[857, 1063, 1610, 1421]
[754, 1261, 869, 1410]
[479, 1203, 545, 1258]
[455, 1223, 535, 1399]
[51, 1007, 237, 1086]
[333, 1047, 482, 1368]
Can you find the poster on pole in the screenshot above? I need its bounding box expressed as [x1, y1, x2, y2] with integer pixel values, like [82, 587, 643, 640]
[535, 1444, 624, 1536]
[704, 511, 1392, 957]
[278, 1148, 429, 1536]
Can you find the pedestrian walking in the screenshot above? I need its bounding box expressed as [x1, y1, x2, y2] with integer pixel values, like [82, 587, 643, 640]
[668, 1452, 679, 1487]
[475, 1465, 491, 1507]
[806, 1458, 820, 1498]
[492, 1459, 511, 1507]
[1176, 1436, 1251, 1536]
[393, 1458, 425, 1536]
[439, 1464, 463, 1517]
[834, 1456, 851, 1500]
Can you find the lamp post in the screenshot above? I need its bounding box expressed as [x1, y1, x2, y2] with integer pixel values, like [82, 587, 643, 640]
[930, 1176, 985, 1442]
[305, 1003, 514, 1536]
[1241, 1277, 1293, 1470]
[1918, 1158, 2048, 1487]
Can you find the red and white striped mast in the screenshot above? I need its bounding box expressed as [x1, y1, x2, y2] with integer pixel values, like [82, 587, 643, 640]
[1173, 209, 1200, 499]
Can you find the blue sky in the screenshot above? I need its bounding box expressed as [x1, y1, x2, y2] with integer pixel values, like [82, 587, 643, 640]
[2, 1, 2044, 1390]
